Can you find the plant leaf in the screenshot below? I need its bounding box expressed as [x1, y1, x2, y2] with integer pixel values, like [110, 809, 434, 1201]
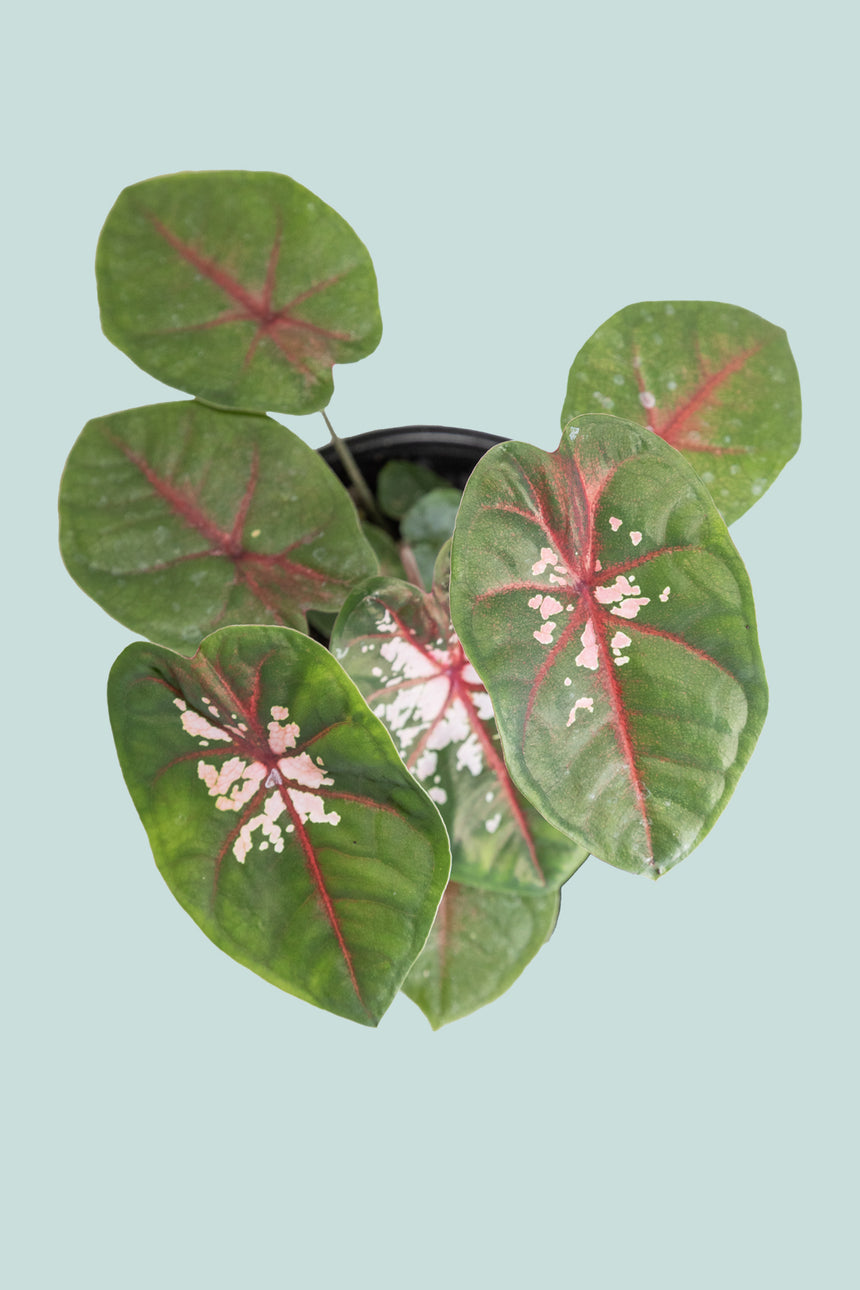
[376, 459, 451, 519]
[96, 170, 382, 414]
[562, 301, 801, 523]
[59, 400, 378, 652]
[402, 881, 561, 1028]
[399, 487, 463, 590]
[361, 521, 410, 581]
[331, 573, 588, 892]
[450, 414, 768, 877]
[108, 626, 451, 1026]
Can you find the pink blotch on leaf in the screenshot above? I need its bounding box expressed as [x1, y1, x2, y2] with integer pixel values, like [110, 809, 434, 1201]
[575, 620, 599, 670]
[180, 709, 232, 742]
[531, 547, 560, 575]
[198, 757, 267, 811]
[278, 752, 333, 790]
[610, 598, 650, 620]
[267, 705, 300, 754]
[288, 789, 341, 826]
[234, 794, 289, 864]
[566, 697, 594, 726]
[595, 574, 640, 605]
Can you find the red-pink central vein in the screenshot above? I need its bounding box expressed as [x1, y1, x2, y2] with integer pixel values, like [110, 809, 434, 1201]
[147, 216, 350, 371]
[112, 435, 233, 551]
[631, 340, 762, 454]
[281, 785, 367, 1011]
[456, 674, 546, 884]
[111, 434, 335, 614]
[593, 607, 654, 865]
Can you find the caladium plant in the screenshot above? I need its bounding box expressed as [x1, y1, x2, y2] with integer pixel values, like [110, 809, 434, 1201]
[59, 168, 801, 1028]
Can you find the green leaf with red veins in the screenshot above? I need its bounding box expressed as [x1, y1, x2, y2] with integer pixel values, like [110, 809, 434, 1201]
[108, 626, 450, 1027]
[59, 400, 378, 653]
[330, 575, 588, 893]
[449, 414, 768, 878]
[402, 881, 561, 1029]
[562, 300, 801, 524]
[96, 170, 382, 414]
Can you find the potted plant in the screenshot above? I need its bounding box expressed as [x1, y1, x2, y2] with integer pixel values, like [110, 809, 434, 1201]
[58, 170, 801, 1028]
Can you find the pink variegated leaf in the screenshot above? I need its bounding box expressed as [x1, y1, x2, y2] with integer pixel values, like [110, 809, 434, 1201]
[108, 626, 450, 1026]
[562, 300, 800, 523]
[330, 565, 587, 893]
[450, 414, 768, 878]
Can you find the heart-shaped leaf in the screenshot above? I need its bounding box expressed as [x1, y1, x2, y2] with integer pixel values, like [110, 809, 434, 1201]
[59, 400, 378, 652]
[402, 881, 561, 1029]
[330, 567, 588, 892]
[96, 170, 382, 414]
[109, 626, 451, 1026]
[450, 414, 768, 877]
[562, 301, 801, 523]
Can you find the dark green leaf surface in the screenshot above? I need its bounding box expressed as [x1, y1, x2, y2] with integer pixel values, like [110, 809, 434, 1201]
[403, 881, 560, 1028]
[562, 301, 801, 523]
[109, 627, 451, 1026]
[360, 521, 410, 581]
[59, 400, 378, 652]
[450, 415, 768, 877]
[97, 170, 382, 414]
[331, 574, 587, 892]
[377, 460, 450, 520]
[399, 487, 463, 589]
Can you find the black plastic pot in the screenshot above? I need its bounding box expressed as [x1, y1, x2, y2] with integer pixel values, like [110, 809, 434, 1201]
[317, 424, 506, 493]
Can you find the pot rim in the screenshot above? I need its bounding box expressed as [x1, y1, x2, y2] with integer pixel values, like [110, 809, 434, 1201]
[317, 424, 506, 493]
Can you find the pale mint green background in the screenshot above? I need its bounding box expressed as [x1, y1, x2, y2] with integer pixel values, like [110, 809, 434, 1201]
[5, 2, 856, 1286]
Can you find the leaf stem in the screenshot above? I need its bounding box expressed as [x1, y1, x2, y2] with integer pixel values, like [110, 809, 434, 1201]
[321, 409, 386, 527]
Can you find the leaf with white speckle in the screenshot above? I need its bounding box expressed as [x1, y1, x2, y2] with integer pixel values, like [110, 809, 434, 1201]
[331, 564, 587, 893]
[109, 625, 450, 1025]
[451, 415, 768, 877]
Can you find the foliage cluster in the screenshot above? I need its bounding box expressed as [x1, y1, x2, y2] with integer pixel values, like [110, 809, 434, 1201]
[59, 171, 800, 1026]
